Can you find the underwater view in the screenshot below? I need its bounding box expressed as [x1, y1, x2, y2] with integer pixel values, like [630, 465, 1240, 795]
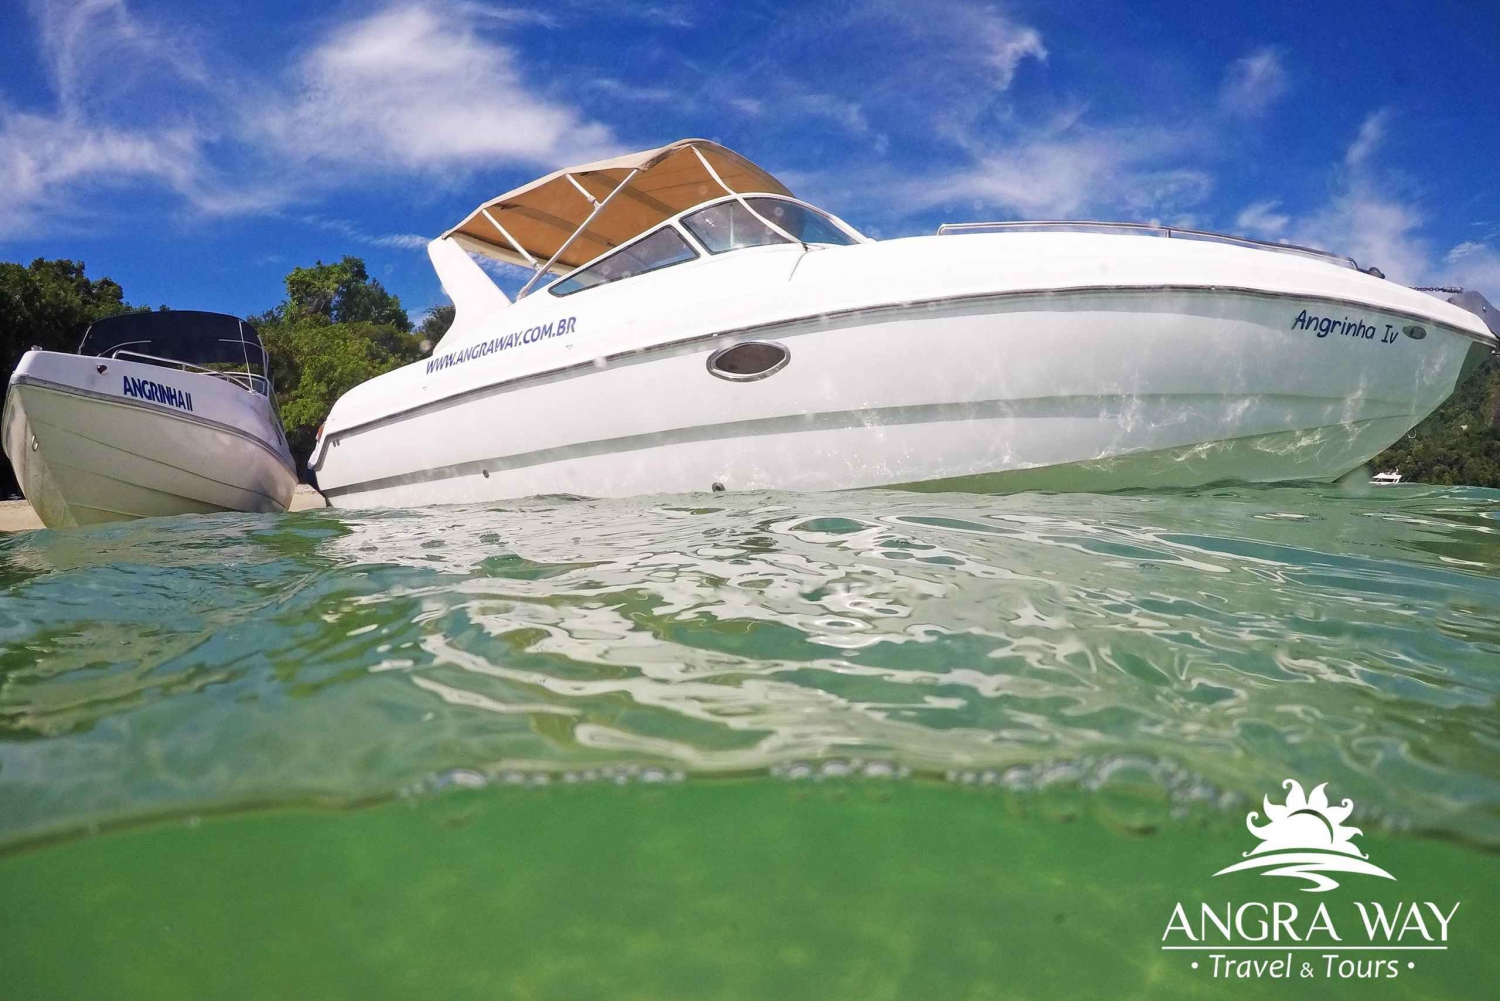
[2, 483, 1498, 999]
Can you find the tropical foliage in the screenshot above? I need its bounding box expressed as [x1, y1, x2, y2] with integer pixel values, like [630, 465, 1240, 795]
[1370, 354, 1500, 487]
[250, 257, 426, 467]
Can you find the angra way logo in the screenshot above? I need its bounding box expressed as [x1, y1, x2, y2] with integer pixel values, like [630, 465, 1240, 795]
[1213, 779, 1395, 892]
[1160, 778, 1462, 982]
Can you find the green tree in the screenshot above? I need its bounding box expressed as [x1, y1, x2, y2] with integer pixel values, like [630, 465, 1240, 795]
[418, 304, 455, 345]
[1, 258, 136, 377]
[1, 259, 141, 495]
[278, 257, 411, 330]
[253, 257, 423, 474]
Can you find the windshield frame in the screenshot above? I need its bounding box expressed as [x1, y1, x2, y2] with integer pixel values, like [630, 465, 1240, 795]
[679, 195, 864, 255]
[543, 194, 866, 297]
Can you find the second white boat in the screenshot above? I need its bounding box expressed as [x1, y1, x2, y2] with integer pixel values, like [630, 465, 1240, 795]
[3, 311, 297, 527]
[311, 139, 1498, 506]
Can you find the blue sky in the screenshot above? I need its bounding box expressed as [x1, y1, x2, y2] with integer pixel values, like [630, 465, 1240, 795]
[2, 0, 1497, 324]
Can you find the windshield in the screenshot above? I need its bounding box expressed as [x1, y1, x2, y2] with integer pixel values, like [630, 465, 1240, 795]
[78, 310, 273, 396]
[551, 226, 699, 296]
[681, 198, 858, 254]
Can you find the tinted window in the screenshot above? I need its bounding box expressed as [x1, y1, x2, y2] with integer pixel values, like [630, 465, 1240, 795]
[551, 226, 698, 296]
[682, 198, 857, 254]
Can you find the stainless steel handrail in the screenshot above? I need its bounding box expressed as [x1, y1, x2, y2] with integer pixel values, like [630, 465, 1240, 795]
[936, 220, 1361, 270]
[107, 349, 271, 396]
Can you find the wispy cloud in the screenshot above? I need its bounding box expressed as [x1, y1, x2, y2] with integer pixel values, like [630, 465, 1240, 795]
[1344, 108, 1388, 168]
[588, 78, 677, 102]
[895, 120, 1211, 221]
[1, 0, 616, 238]
[32, 0, 209, 112]
[0, 1, 220, 236]
[1442, 240, 1500, 290]
[791, 93, 870, 135]
[563, 1, 695, 29]
[1235, 200, 1290, 238]
[1291, 111, 1428, 280]
[298, 215, 429, 250]
[1219, 47, 1289, 117]
[863, 0, 1046, 91]
[1235, 110, 1440, 283]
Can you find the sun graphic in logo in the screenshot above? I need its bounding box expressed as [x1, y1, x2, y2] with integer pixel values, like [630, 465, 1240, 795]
[1213, 780, 1396, 892]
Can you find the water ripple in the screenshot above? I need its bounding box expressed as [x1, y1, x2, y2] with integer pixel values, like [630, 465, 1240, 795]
[2, 484, 1498, 846]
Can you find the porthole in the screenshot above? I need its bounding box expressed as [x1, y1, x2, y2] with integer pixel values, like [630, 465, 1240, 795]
[707, 341, 790, 382]
[1401, 324, 1427, 340]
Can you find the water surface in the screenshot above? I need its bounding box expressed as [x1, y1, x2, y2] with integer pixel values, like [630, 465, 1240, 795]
[2, 485, 1498, 997]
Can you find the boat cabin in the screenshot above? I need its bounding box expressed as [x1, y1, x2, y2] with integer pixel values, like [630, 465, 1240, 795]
[79, 311, 276, 398]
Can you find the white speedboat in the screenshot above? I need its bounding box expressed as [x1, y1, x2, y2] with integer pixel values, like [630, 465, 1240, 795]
[1371, 471, 1403, 485]
[310, 139, 1498, 507]
[3, 311, 297, 527]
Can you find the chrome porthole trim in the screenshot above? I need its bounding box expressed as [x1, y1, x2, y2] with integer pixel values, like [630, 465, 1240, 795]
[706, 341, 790, 382]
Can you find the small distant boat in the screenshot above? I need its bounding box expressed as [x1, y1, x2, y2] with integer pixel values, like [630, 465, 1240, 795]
[310, 138, 1500, 507]
[1371, 471, 1403, 485]
[2, 311, 297, 527]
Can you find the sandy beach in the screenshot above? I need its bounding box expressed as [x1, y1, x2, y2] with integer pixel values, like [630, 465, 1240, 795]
[0, 483, 327, 532]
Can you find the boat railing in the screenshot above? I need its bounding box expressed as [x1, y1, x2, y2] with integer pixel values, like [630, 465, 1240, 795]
[106, 349, 272, 396]
[936, 220, 1361, 270]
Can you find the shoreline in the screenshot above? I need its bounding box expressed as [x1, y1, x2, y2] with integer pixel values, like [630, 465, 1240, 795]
[0, 484, 328, 533]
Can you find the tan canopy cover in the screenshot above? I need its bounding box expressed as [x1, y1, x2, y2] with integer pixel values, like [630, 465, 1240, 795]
[440, 139, 792, 275]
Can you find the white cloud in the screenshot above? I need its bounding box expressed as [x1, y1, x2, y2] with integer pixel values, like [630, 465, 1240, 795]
[792, 94, 870, 134]
[1446, 240, 1487, 262]
[1219, 47, 1289, 117]
[0, 1, 220, 237]
[31, 0, 209, 112]
[1238, 110, 1498, 291]
[0, 111, 202, 236]
[861, 0, 1045, 91]
[1235, 200, 1291, 238]
[588, 78, 676, 102]
[977, 13, 1048, 89]
[255, 3, 614, 172]
[904, 125, 1209, 220]
[3, 0, 617, 237]
[1345, 108, 1387, 168]
[1442, 242, 1500, 290]
[727, 97, 763, 117]
[298, 215, 430, 250]
[1273, 110, 1430, 281]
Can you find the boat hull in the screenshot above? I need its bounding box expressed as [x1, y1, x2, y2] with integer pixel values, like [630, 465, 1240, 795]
[3, 353, 297, 528]
[313, 287, 1491, 506]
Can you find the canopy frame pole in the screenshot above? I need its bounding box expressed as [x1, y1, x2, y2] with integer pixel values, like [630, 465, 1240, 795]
[688, 146, 808, 251]
[564, 173, 601, 208]
[481, 208, 538, 267]
[518, 167, 643, 298]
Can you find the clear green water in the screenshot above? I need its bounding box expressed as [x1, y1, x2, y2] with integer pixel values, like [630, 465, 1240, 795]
[2, 485, 1499, 998]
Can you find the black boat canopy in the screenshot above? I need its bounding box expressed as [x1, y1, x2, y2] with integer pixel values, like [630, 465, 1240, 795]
[79, 310, 262, 363]
[78, 311, 272, 394]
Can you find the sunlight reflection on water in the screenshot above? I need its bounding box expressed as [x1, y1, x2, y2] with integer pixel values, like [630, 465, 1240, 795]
[2, 483, 1498, 846]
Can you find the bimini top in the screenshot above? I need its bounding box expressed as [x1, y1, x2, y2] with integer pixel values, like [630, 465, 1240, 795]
[440, 139, 793, 276]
